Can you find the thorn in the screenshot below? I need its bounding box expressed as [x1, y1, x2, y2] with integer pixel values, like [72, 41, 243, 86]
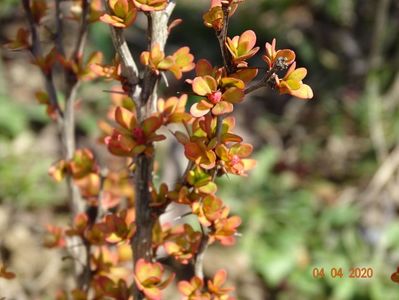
[173, 212, 192, 221]
[225, 172, 231, 181]
[161, 72, 169, 87]
[102, 89, 128, 95]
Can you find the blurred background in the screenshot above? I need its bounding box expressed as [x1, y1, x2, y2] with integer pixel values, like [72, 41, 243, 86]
[1, 0, 399, 299]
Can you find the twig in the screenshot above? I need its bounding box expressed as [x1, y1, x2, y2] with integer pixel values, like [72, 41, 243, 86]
[194, 225, 209, 279]
[54, 0, 65, 56]
[103, 0, 140, 112]
[21, 0, 63, 117]
[173, 211, 192, 221]
[194, 3, 233, 280]
[72, 0, 90, 60]
[59, 0, 90, 217]
[244, 58, 288, 95]
[22, 0, 91, 289]
[216, 4, 234, 74]
[66, 1, 93, 289]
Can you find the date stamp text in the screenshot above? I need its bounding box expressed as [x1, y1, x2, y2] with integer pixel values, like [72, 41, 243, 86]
[312, 267, 374, 279]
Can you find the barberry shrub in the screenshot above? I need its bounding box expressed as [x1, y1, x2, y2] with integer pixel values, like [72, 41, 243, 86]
[5, 0, 312, 298]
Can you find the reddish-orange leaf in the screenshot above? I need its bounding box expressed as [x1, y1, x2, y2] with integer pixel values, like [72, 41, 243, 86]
[195, 59, 213, 76]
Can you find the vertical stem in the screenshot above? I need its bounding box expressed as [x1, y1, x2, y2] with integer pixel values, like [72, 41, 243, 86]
[131, 3, 176, 299]
[217, 5, 234, 74]
[103, 0, 141, 112]
[73, 0, 90, 60]
[194, 227, 209, 279]
[63, 0, 91, 288]
[132, 155, 155, 261]
[194, 4, 233, 280]
[63, 80, 86, 214]
[22, 0, 63, 116]
[54, 0, 65, 57]
[22, 0, 90, 290]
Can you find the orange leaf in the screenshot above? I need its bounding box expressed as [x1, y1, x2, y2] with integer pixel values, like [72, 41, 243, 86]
[237, 30, 257, 55]
[222, 87, 244, 104]
[231, 68, 258, 84]
[290, 84, 314, 100]
[142, 116, 162, 135]
[198, 182, 217, 194]
[115, 106, 136, 130]
[133, 0, 167, 12]
[211, 101, 233, 115]
[231, 143, 253, 157]
[192, 76, 217, 96]
[195, 59, 213, 76]
[157, 56, 175, 70]
[190, 101, 211, 118]
[242, 159, 257, 171]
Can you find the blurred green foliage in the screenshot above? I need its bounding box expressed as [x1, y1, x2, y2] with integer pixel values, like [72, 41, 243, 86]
[220, 147, 399, 299]
[214, 1, 399, 298]
[0, 56, 63, 207]
[0, 0, 19, 16]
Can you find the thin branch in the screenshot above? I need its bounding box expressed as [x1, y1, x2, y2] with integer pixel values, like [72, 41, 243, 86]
[72, 0, 90, 61]
[216, 4, 234, 74]
[194, 225, 209, 279]
[21, 0, 63, 117]
[61, 0, 90, 213]
[23, 0, 91, 289]
[213, 4, 234, 140]
[244, 58, 288, 95]
[103, 0, 140, 110]
[44, 72, 64, 119]
[61, 0, 93, 289]
[54, 0, 65, 56]
[96, 169, 108, 223]
[145, 12, 153, 50]
[22, 0, 41, 56]
[173, 211, 192, 221]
